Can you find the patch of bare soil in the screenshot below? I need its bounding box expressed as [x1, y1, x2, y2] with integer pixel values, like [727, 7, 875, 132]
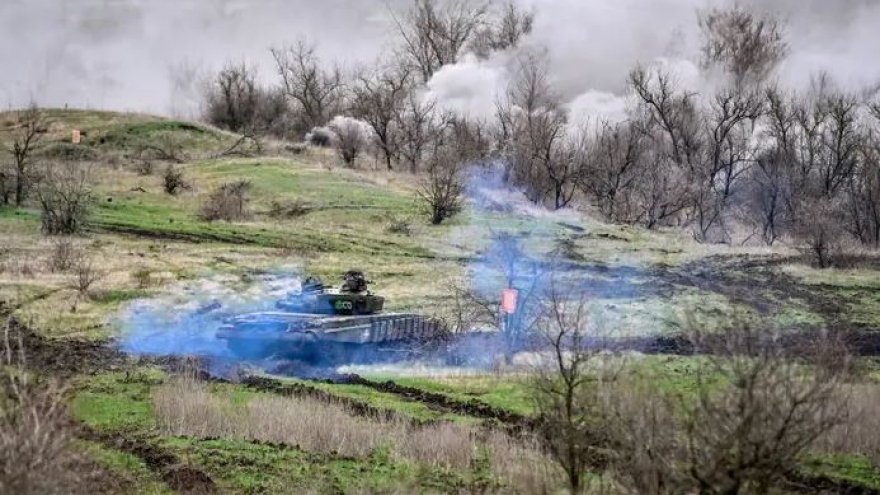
[76, 425, 217, 495]
[0, 313, 127, 377]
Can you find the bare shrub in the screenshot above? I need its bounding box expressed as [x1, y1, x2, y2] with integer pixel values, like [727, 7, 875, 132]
[603, 316, 851, 495]
[35, 161, 93, 235]
[386, 218, 413, 236]
[46, 237, 81, 273]
[793, 195, 850, 268]
[162, 165, 189, 195]
[416, 150, 465, 225]
[327, 116, 373, 167]
[132, 131, 187, 164]
[134, 159, 154, 176]
[1, 104, 46, 206]
[1, 320, 77, 494]
[267, 200, 311, 219]
[70, 254, 104, 298]
[200, 180, 252, 222]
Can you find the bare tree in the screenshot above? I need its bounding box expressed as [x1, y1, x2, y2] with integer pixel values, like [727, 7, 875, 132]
[2, 104, 46, 206]
[204, 62, 260, 133]
[271, 41, 345, 136]
[395, 93, 446, 173]
[469, 1, 534, 57]
[500, 52, 572, 207]
[392, 0, 489, 83]
[530, 271, 618, 494]
[416, 148, 465, 225]
[699, 4, 788, 86]
[351, 64, 413, 170]
[691, 86, 764, 242]
[845, 109, 880, 246]
[35, 161, 93, 235]
[581, 121, 645, 223]
[628, 68, 697, 228]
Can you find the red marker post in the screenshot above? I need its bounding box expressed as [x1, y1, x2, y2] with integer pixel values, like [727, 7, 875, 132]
[500, 288, 518, 337]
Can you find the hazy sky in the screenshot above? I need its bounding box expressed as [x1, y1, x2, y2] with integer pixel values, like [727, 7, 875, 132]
[2, 0, 878, 118]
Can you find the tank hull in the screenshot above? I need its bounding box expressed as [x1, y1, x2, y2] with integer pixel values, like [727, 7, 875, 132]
[216, 311, 447, 361]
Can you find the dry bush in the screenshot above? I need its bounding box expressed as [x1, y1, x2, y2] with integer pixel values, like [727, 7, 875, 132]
[46, 236, 82, 273]
[200, 180, 252, 222]
[35, 161, 93, 235]
[153, 377, 554, 491]
[70, 254, 104, 298]
[386, 218, 413, 236]
[268, 200, 311, 219]
[600, 317, 851, 495]
[1, 320, 78, 494]
[416, 150, 465, 225]
[162, 165, 190, 195]
[327, 116, 373, 167]
[132, 131, 187, 164]
[793, 195, 851, 268]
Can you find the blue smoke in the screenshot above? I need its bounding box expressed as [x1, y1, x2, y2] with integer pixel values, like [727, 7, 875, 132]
[115, 269, 304, 359]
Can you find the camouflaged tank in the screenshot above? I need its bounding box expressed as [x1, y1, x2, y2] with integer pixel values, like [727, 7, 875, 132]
[216, 270, 447, 361]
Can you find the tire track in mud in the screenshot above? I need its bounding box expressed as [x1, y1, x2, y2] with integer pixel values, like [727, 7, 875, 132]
[75, 424, 218, 495]
[335, 374, 537, 430]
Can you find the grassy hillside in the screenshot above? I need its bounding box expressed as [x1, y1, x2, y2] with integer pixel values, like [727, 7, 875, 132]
[3, 109, 880, 494]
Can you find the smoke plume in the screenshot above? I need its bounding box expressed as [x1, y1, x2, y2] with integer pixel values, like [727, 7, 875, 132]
[3, 0, 878, 117]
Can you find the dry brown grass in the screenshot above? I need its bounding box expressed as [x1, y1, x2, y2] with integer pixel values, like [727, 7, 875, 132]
[816, 381, 880, 464]
[1, 319, 80, 494]
[153, 377, 556, 491]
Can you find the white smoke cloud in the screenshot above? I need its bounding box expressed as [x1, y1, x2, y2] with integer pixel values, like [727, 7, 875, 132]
[423, 53, 508, 120]
[2, 0, 879, 118]
[424, 0, 880, 123]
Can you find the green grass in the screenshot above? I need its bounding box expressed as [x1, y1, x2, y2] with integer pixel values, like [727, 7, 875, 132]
[158, 436, 494, 494]
[373, 375, 536, 417]
[269, 377, 483, 425]
[77, 440, 174, 495]
[801, 453, 880, 490]
[71, 370, 164, 433]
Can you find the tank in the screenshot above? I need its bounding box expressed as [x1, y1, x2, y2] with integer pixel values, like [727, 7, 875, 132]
[216, 270, 447, 362]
